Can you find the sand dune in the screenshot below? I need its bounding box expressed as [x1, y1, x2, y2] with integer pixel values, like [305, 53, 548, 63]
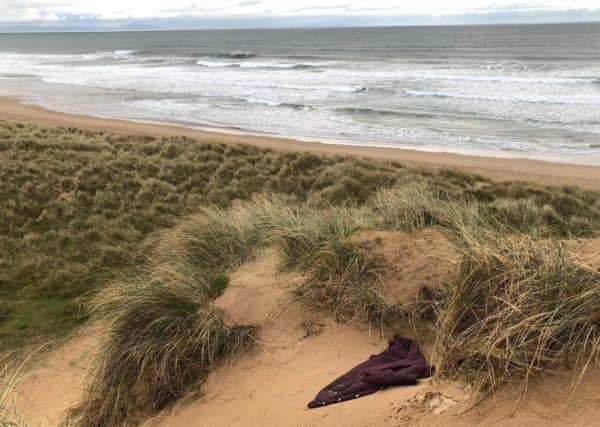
[11, 235, 600, 426]
[149, 248, 461, 427]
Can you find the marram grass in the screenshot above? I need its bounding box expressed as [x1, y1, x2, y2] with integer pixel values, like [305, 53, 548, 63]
[67, 278, 256, 427]
[434, 226, 600, 395]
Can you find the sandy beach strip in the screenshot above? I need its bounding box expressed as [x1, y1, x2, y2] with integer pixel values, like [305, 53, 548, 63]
[1, 96, 599, 189]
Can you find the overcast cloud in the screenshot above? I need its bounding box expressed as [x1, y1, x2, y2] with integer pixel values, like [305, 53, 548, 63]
[0, 0, 599, 30]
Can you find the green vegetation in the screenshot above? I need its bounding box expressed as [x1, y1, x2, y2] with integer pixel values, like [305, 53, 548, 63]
[2, 120, 600, 425]
[68, 279, 255, 427]
[0, 121, 410, 348]
[435, 227, 600, 394]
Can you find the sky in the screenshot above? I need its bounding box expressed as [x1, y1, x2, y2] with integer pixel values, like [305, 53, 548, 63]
[1, 0, 599, 31]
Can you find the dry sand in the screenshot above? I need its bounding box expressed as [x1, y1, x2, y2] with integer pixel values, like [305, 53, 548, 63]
[12, 327, 101, 426]
[1, 97, 599, 190]
[352, 229, 459, 304]
[149, 248, 457, 427]
[413, 370, 600, 427]
[569, 239, 600, 272]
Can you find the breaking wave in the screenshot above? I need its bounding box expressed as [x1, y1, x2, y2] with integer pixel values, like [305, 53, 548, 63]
[0, 72, 40, 79]
[211, 51, 258, 59]
[240, 98, 311, 110]
[336, 107, 436, 119]
[196, 59, 317, 70]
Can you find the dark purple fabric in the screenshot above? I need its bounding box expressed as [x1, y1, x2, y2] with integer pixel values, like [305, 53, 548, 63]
[307, 336, 433, 409]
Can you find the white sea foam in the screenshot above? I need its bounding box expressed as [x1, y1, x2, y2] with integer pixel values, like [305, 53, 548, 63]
[1, 25, 600, 163]
[196, 60, 235, 67]
[196, 59, 320, 69]
[80, 51, 113, 61]
[112, 50, 136, 60]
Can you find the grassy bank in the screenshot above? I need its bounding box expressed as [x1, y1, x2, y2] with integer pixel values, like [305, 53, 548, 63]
[0, 120, 410, 348]
[1, 119, 599, 348]
[2, 119, 600, 424]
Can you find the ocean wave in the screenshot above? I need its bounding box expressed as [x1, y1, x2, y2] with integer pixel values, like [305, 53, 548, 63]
[196, 59, 317, 69]
[211, 51, 257, 59]
[402, 89, 600, 106]
[328, 67, 597, 86]
[112, 50, 136, 60]
[273, 84, 367, 93]
[336, 107, 434, 119]
[239, 62, 315, 69]
[80, 51, 112, 60]
[409, 73, 595, 85]
[238, 98, 311, 110]
[196, 60, 237, 68]
[524, 117, 600, 127]
[76, 50, 136, 61]
[0, 72, 40, 79]
[479, 62, 531, 72]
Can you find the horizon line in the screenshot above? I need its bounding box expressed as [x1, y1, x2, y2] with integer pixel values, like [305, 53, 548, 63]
[2, 18, 600, 34]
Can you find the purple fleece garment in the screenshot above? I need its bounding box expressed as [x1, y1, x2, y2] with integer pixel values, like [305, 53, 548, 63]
[307, 336, 433, 409]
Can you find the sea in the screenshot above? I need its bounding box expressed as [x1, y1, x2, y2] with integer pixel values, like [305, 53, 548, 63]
[1, 23, 599, 164]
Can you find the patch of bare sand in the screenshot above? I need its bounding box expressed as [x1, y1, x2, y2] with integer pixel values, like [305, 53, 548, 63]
[353, 229, 459, 304]
[149, 248, 445, 427]
[411, 370, 600, 427]
[569, 239, 600, 272]
[12, 327, 101, 426]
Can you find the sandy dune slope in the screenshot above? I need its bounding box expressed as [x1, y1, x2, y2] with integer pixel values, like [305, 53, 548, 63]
[149, 249, 460, 427]
[10, 233, 600, 427]
[13, 328, 100, 426]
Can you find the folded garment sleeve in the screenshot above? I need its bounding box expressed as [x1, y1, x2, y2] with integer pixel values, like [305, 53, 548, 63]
[359, 368, 418, 386]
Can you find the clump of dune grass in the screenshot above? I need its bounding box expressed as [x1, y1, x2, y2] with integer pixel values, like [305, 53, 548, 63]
[262, 202, 403, 328]
[150, 204, 270, 299]
[177, 206, 264, 273]
[67, 279, 256, 427]
[370, 182, 447, 231]
[296, 238, 401, 328]
[470, 181, 600, 238]
[434, 227, 600, 395]
[0, 355, 30, 427]
[370, 183, 481, 232]
[67, 202, 274, 427]
[271, 205, 365, 268]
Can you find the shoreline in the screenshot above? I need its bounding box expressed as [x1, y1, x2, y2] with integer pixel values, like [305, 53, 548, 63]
[1, 96, 599, 189]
